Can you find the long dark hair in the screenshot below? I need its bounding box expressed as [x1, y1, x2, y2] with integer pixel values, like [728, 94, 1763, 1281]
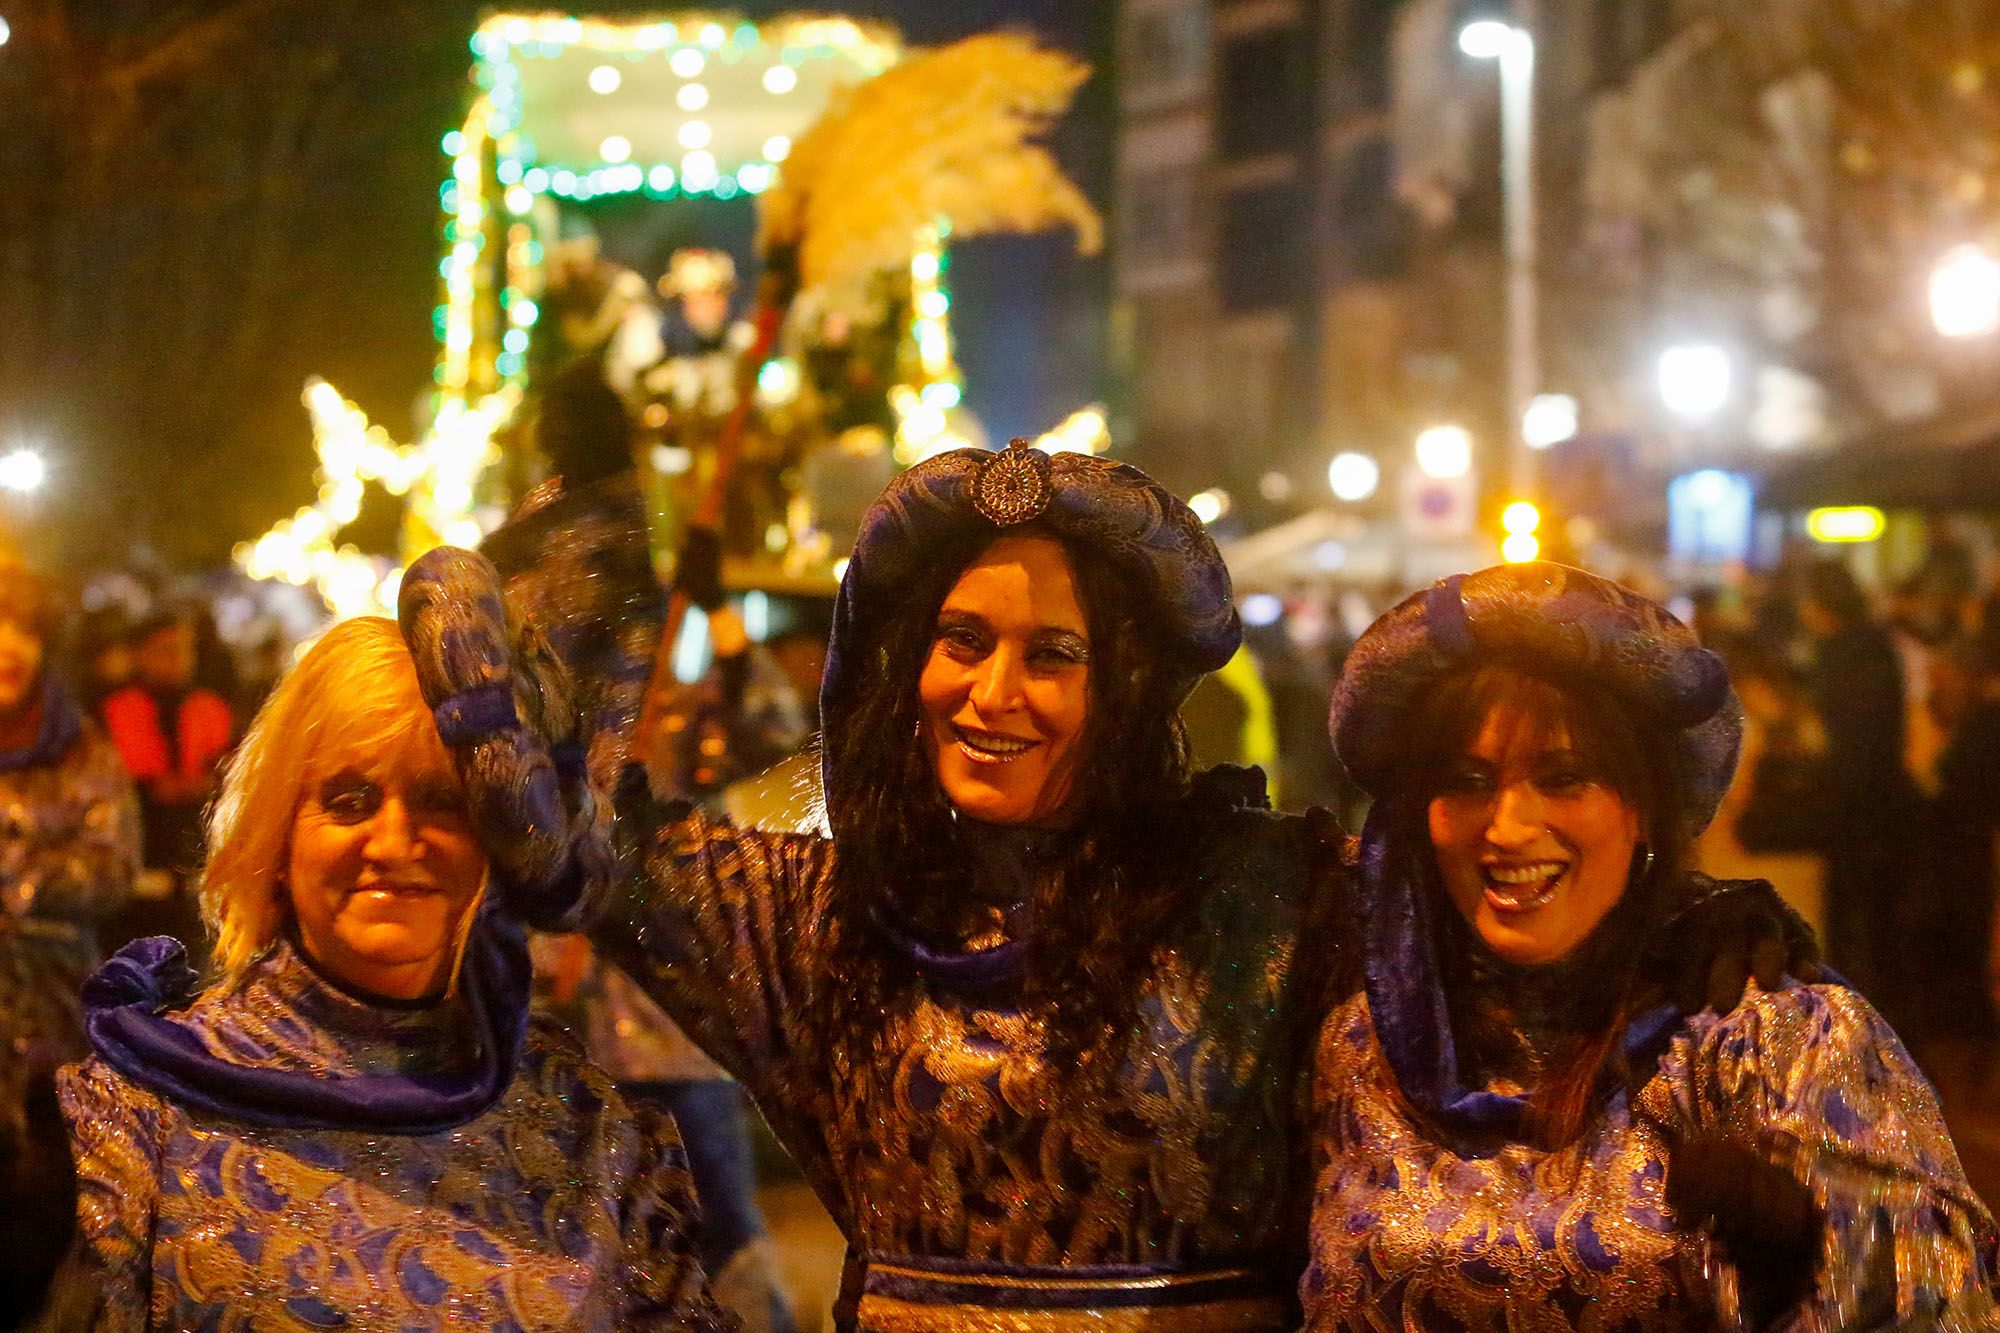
[1378, 663, 1689, 1147]
[816, 524, 1200, 1068]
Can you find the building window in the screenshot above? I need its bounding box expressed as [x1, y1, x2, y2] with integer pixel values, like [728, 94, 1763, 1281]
[1330, 136, 1407, 280]
[1122, 168, 1199, 266]
[1216, 26, 1312, 160]
[1218, 179, 1311, 311]
[1591, 0, 1678, 88]
[1125, 3, 1210, 99]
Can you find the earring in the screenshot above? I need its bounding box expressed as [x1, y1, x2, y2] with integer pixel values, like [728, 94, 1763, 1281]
[1635, 843, 1657, 883]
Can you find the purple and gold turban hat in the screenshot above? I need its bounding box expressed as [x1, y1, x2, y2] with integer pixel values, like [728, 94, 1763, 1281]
[1332, 562, 1741, 837]
[822, 441, 1241, 800]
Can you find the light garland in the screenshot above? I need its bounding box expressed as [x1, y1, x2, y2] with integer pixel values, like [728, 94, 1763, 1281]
[891, 222, 968, 464]
[1034, 405, 1110, 456]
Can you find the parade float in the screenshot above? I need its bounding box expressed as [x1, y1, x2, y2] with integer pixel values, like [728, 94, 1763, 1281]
[235, 11, 1104, 621]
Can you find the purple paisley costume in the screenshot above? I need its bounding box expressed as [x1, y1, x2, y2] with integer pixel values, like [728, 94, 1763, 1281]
[49, 606, 730, 1331]
[1303, 564, 1999, 1330]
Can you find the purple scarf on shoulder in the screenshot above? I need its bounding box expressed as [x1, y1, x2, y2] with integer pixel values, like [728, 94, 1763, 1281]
[81, 898, 530, 1134]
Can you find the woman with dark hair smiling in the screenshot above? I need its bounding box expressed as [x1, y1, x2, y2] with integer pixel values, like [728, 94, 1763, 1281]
[1303, 563, 1996, 1330]
[407, 444, 1813, 1333]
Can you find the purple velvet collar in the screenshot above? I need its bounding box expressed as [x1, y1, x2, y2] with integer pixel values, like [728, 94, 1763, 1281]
[874, 907, 1032, 994]
[81, 898, 530, 1134]
[1355, 806, 1680, 1141]
[870, 820, 1062, 995]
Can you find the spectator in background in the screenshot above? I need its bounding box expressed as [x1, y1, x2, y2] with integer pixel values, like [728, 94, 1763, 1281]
[1798, 559, 1921, 1027]
[100, 608, 234, 961]
[1696, 637, 1826, 940]
[0, 561, 141, 1324]
[74, 607, 133, 718]
[1887, 541, 1977, 794]
[1927, 620, 2000, 1038]
[1181, 646, 1279, 791]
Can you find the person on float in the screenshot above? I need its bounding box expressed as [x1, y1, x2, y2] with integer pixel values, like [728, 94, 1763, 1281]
[0, 561, 141, 1324]
[1303, 562, 1996, 1330]
[405, 443, 1812, 1333]
[47, 616, 730, 1330]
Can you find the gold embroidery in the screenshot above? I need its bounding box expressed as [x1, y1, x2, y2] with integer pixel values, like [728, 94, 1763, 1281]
[1304, 987, 2000, 1330]
[856, 1293, 1290, 1332]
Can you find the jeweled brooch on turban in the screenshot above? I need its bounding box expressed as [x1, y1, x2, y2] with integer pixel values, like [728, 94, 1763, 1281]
[971, 437, 1055, 526]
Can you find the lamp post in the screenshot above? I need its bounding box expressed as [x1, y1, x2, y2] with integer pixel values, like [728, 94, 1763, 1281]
[1460, 14, 1537, 498]
[0, 447, 47, 495]
[1931, 244, 2000, 339]
[1657, 343, 1733, 421]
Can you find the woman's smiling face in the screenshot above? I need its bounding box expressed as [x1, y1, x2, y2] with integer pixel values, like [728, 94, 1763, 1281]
[1428, 703, 1642, 965]
[918, 534, 1092, 826]
[285, 713, 487, 1000]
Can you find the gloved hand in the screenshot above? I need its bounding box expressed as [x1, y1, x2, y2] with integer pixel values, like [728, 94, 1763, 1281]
[672, 525, 726, 613]
[399, 545, 613, 933]
[1667, 1134, 1822, 1328]
[1645, 874, 1821, 1015]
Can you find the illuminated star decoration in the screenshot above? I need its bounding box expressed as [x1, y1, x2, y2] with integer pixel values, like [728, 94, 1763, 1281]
[233, 379, 516, 621]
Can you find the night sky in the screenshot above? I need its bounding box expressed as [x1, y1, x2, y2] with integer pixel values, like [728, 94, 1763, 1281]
[0, 0, 1112, 568]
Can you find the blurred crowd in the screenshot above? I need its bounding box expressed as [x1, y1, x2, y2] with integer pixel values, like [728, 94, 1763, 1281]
[1689, 544, 2000, 1049]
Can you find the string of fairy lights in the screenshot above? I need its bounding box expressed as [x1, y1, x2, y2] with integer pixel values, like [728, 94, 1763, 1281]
[236, 12, 981, 618]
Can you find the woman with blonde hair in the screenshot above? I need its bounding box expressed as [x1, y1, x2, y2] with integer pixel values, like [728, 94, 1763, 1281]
[48, 617, 729, 1330]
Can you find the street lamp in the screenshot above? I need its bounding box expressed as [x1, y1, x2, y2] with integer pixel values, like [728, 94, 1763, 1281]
[0, 448, 47, 494]
[1931, 244, 2000, 338]
[1328, 451, 1381, 501]
[1657, 344, 1733, 420]
[1415, 425, 1474, 479]
[1521, 392, 1578, 449]
[1460, 13, 1537, 496]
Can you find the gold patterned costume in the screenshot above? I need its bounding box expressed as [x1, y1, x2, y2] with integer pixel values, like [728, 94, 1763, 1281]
[1304, 949, 1998, 1329]
[49, 936, 730, 1331]
[0, 701, 139, 1158]
[592, 792, 1341, 1332]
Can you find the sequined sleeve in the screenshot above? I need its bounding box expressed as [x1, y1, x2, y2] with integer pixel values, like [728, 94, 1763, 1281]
[620, 1097, 739, 1330]
[1669, 982, 2000, 1328]
[49, 1057, 161, 1332]
[591, 799, 835, 1108]
[9, 727, 140, 926]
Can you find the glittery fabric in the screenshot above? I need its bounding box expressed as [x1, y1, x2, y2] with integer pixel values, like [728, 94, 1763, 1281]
[591, 800, 1336, 1332]
[1302, 983, 2000, 1331]
[1332, 563, 1741, 838]
[478, 474, 664, 795]
[400, 544, 615, 935]
[0, 710, 139, 1158]
[53, 936, 731, 1331]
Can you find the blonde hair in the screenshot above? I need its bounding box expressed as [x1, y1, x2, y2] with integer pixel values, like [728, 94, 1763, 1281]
[201, 616, 480, 983]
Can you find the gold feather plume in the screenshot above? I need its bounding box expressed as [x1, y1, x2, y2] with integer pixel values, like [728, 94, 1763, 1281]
[758, 31, 1104, 297]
